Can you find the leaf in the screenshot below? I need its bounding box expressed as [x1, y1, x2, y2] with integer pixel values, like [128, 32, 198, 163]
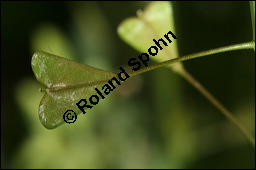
[118, 1, 183, 71]
[31, 51, 117, 129]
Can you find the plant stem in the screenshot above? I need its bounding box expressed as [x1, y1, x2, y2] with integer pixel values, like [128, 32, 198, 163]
[250, 1, 255, 42]
[129, 41, 255, 146]
[179, 69, 255, 147]
[129, 42, 255, 77]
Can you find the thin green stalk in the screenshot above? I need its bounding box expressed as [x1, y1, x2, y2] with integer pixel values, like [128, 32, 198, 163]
[179, 69, 255, 147]
[129, 41, 255, 146]
[250, 1, 255, 42]
[129, 42, 255, 77]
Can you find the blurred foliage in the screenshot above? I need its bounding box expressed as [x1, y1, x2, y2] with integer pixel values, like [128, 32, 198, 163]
[1, 1, 255, 169]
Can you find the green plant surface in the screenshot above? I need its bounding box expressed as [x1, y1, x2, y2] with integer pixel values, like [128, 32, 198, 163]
[2, 1, 255, 169]
[117, 1, 255, 146]
[250, 1, 255, 41]
[31, 51, 117, 129]
[31, 0, 254, 147]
